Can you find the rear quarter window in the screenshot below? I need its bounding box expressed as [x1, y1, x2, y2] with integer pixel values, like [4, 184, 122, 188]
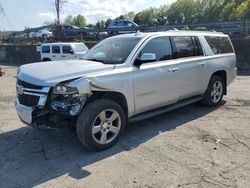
[42, 46, 50, 53]
[205, 36, 233, 54]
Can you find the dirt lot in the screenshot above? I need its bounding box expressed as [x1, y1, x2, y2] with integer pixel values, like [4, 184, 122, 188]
[0, 65, 250, 188]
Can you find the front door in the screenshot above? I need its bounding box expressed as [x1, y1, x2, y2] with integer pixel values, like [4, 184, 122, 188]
[62, 45, 75, 60]
[133, 37, 181, 114]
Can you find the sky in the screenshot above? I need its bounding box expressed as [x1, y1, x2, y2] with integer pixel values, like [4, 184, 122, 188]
[0, 0, 176, 31]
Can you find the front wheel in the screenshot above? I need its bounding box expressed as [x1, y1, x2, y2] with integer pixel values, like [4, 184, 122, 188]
[76, 99, 126, 151]
[201, 75, 225, 107]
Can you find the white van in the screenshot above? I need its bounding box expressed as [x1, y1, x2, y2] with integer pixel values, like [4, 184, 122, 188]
[40, 43, 89, 61]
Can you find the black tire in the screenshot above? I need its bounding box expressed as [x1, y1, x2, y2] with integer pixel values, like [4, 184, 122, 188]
[201, 75, 225, 107]
[76, 99, 126, 151]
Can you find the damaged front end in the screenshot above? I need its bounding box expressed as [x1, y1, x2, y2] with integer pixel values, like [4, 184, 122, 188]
[32, 78, 92, 128]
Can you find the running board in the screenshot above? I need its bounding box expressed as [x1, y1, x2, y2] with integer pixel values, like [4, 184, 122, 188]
[129, 95, 203, 123]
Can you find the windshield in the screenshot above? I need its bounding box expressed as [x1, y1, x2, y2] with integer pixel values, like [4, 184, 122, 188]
[82, 37, 141, 64]
[74, 44, 88, 52]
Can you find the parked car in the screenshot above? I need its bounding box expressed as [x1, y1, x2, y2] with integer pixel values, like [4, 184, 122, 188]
[16, 31, 237, 151]
[39, 43, 89, 61]
[52, 24, 88, 38]
[107, 20, 139, 34]
[29, 29, 53, 38]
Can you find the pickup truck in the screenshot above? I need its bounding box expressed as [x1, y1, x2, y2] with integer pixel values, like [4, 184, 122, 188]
[16, 31, 237, 151]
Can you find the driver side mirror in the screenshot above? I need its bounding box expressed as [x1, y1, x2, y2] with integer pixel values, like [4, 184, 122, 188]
[134, 53, 156, 66]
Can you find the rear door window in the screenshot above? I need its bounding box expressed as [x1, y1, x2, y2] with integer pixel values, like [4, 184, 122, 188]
[117, 21, 124, 26]
[42, 46, 50, 53]
[52, 46, 61, 54]
[205, 36, 233, 54]
[62, 46, 73, 54]
[140, 37, 173, 62]
[172, 36, 203, 58]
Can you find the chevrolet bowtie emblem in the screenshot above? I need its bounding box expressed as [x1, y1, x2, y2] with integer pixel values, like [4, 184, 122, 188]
[17, 86, 25, 95]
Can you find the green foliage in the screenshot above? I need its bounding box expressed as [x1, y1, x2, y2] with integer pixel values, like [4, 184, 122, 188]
[64, 15, 86, 27]
[61, 0, 250, 29]
[167, 0, 202, 25]
[133, 0, 250, 26]
[64, 15, 73, 25]
[134, 8, 158, 26]
[73, 15, 87, 27]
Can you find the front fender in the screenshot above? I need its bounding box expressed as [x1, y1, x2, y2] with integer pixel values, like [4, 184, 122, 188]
[67, 77, 92, 95]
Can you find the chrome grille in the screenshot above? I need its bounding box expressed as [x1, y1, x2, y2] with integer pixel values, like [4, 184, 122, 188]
[18, 94, 40, 107]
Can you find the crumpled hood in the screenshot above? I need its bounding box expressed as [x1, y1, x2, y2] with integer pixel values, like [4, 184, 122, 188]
[18, 60, 115, 86]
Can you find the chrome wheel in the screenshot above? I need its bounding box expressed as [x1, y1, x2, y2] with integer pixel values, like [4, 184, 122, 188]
[211, 81, 223, 103]
[92, 109, 121, 145]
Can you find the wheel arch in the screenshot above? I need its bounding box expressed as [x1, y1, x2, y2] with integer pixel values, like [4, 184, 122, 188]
[85, 91, 129, 117]
[211, 70, 227, 95]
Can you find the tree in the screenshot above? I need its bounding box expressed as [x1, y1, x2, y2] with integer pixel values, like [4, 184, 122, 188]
[156, 5, 169, 25]
[125, 11, 135, 21]
[115, 15, 126, 20]
[167, 0, 202, 25]
[232, 0, 250, 20]
[95, 20, 106, 28]
[73, 15, 86, 27]
[105, 18, 112, 27]
[134, 8, 158, 26]
[64, 15, 74, 25]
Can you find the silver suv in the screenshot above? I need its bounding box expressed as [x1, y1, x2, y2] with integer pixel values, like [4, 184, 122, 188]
[16, 31, 237, 151]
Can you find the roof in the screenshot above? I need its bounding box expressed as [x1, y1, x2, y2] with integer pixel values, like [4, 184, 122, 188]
[41, 42, 85, 46]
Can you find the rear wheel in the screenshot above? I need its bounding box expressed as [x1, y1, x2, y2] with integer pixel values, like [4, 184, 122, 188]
[201, 75, 225, 107]
[76, 99, 126, 151]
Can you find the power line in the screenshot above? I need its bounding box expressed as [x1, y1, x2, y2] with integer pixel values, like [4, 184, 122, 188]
[0, 0, 13, 30]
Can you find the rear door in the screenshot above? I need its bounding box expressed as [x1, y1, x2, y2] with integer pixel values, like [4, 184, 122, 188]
[51, 45, 62, 61]
[171, 36, 205, 100]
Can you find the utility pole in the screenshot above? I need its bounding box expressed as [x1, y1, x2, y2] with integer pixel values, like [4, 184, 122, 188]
[54, 0, 67, 40]
[55, 0, 60, 25]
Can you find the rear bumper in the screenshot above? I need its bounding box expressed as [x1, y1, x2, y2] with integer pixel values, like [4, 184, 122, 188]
[227, 67, 237, 86]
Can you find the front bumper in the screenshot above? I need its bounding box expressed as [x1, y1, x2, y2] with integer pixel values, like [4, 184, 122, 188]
[15, 100, 33, 124]
[15, 81, 50, 125]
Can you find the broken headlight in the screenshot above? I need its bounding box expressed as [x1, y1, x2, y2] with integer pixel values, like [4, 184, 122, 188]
[51, 84, 88, 116]
[53, 85, 79, 95]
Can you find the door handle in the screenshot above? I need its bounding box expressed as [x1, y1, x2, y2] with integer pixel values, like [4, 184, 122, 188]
[61, 55, 66, 57]
[168, 68, 179, 73]
[198, 63, 205, 67]
[52, 55, 56, 57]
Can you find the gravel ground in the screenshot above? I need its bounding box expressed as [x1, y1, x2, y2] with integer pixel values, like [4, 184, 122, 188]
[0, 65, 250, 188]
